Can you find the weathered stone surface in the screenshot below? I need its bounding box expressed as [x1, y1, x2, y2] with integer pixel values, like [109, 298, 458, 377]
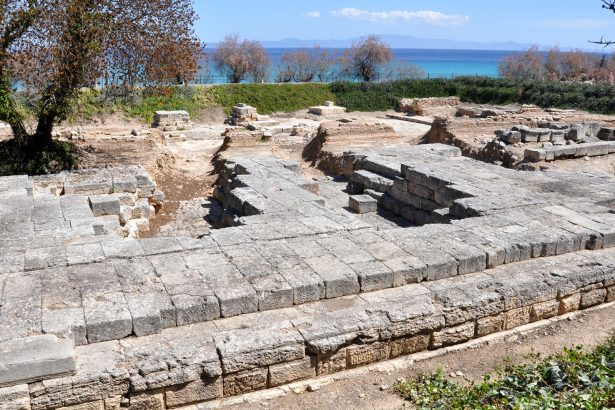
[505, 306, 531, 330]
[0, 335, 75, 387]
[216, 328, 304, 374]
[559, 293, 581, 314]
[349, 195, 378, 214]
[164, 378, 223, 407]
[346, 342, 390, 368]
[389, 334, 431, 358]
[268, 356, 317, 387]
[431, 322, 475, 348]
[316, 348, 347, 376]
[530, 300, 559, 322]
[223, 368, 268, 396]
[476, 314, 505, 337]
[0, 384, 31, 410]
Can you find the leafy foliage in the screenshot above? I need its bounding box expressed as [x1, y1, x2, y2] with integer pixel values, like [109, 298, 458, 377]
[396, 337, 615, 410]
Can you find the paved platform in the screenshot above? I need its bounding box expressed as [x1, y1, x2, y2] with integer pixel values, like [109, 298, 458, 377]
[1, 144, 615, 408]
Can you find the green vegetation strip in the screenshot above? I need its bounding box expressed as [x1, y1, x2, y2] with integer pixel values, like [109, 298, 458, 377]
[46, 77, 615, 125]
[396, 336, 615, 410]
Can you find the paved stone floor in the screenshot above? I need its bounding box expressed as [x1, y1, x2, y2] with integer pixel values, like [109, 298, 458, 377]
[1, 144, 615, 409]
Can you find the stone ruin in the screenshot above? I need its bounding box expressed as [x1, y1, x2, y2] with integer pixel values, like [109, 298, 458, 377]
[398, 96, 461, 117]
[308, 101, 346, 116]
[228, 103, 279, 127]
[152, 110, 192, 132]
[2, 142, 615, 408]
[489, 121, 615, 163]
[303, 119, 401, 173]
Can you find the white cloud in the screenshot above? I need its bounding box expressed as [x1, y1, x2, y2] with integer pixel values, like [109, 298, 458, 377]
[539, 19, 611, 30]
[331, 8, 470, 26]
[304, 11, 321, 18]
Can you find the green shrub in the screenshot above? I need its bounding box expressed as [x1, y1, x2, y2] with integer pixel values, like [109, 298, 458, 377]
[209, 83, 335, 114]
[396, 336, 615, 410]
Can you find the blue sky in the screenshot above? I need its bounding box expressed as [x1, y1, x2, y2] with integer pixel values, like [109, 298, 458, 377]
[195, 1, 615, 50]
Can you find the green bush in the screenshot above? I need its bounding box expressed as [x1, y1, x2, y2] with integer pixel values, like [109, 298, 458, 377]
[396, 336, 615, 410]
[329, 77, 615, 114]
[209, 83, 335, 115]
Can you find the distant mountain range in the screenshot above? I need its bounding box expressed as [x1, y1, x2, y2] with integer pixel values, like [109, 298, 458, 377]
[208, 34, 553, 51]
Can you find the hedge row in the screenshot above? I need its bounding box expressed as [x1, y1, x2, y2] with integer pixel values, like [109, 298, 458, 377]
[331, 77, 615, 114]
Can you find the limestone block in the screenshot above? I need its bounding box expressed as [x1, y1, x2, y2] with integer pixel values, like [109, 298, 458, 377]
[268, 356, 317, 387]
[346, 342, 390, 368]
[559, 293, 581, 314]
[607, 286, 615, 303]
[431, 322, 475, 348]
[505, 306, 531, 330]
[349, 195, 378, 214]
[57, 401, 104, 410]
[349, 260, 394, 292]
[304, 255, 360, 298]
[223, 368, 268, 396]
[118, 206, 133, 225]
[598, 127, 615, 141]
[125, 292, 176, 336]
[0, 384, 31, 410]
[132, 199, 155, 220]
[164, 377, 223, 407]
[89, 195, 121, 217]
[172, 294, 220, 326]
[24, 247, 66, 271]
[126, 391, 164, 410]
[317, 349, 347, 376]
[530, 300, 559, 322]
[389, 334, 431, 358]
[524, 148, 546, 162]
[83, 292, 133, 343]
[216, 328, 304, 374]
[580, 288, 607, 309]
[42, 308, 87, 346]
[65, 243, 105, 266]
[476, 314, 505, 337]
[0, 335, 75, 388]
[250, 274, 294, 312]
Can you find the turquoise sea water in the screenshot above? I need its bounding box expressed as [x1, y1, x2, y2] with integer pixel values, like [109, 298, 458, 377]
[199, 48, 515, 83]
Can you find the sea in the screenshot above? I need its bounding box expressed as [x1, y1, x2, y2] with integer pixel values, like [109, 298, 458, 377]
[198, 48, 517, 84]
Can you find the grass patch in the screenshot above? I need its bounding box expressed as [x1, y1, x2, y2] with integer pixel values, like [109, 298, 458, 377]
[396, 336, 615, 409]
[0, 139, 78, 176]
[209, 83, 336, 115]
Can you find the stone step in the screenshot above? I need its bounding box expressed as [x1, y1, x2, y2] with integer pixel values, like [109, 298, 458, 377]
[349, 169, 395, 193]
[0, 335, 75, 388]
[15, 247, 615, 409]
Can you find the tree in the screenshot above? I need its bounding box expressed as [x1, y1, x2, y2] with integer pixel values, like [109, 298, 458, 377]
[0, 0, 203, 155]
[340, 35, 393, 82]
[213, 34, 270, 83]
[276, 46, 334, 83]
[498, 46, 544, 80]
[592, 0, 615, 46]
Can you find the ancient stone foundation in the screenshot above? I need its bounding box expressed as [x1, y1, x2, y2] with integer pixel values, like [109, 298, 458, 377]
[2, 145, 615, 408]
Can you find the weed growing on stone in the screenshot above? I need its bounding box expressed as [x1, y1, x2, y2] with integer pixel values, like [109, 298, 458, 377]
[396, 336, 615, 409]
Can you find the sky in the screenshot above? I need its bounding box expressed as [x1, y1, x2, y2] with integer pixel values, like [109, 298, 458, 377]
[194, 0, 615, 50]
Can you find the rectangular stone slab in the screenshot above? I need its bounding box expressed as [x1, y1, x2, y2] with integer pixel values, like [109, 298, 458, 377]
[0, 335, 75, 387]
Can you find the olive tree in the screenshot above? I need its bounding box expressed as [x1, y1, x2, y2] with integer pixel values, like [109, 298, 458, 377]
[0, 0, 203, 155]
